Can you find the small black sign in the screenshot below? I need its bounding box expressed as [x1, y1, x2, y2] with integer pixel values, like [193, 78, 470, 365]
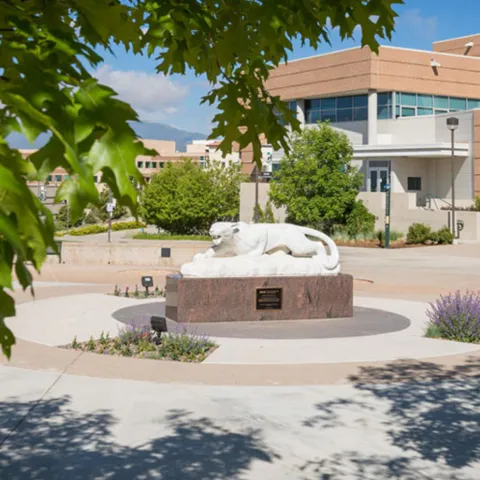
[161, 247, 171, 258]
[256, 288, 282, 310]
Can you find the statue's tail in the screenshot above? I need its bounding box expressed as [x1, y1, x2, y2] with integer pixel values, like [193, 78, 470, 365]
[298, 227, 340, 271]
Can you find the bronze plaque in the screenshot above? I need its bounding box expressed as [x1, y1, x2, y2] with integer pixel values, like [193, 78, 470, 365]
[256, 288, 282, 310]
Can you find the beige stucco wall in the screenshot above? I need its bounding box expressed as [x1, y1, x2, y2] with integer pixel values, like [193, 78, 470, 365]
[240, 183, 480, 241]
[50, 240, 211, 266]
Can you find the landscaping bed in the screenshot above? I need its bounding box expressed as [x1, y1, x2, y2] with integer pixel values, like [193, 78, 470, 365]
[111, 285, 165, 298]
[425, 291, 480, 345]
[132, 232, 211, 241]
[63, 326, 217, 362]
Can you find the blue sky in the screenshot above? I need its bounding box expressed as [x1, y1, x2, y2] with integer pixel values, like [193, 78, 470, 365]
[97, 0, 480, 134]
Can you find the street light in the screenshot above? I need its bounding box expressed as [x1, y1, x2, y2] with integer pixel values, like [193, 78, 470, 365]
[446, 117, 459, 238]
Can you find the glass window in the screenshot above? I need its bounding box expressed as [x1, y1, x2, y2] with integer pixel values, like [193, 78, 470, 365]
[337, 108, 353, 122]
[200, 156, 204, 161]
[395, 105, 401, 118]
[152, 162, 157, 168]
[305, 94, 367, 123]
[418, 107, 433, 116]
[47, 175, 53, 182]
[407, 177, 422, 191]
[354, 95, 368, 107]
[401, 107, 416, 117]
[450, 97, 466, 110]
[137, 161, 143, 168]
[400, 92, 416, 106]
[321, 110, 336, 122]
[159, 162, 165, 168]
[378, 92, 391, 105]
[306, 110, 321, 123]
[321, 98, 336, 109]
[417, 94, 433, 107]
[272, 163, 281, 172]
[468, 99, 480, 109]
[55, 175, 62, 182]
[434, 96, 449, 108]
[434, 109, 449, 115]
[354, 106, 368, 121]
[377, 105, 391, 119]
[306, 99, 320, 109]
[337, 96, 353, 109]
[145, 161, 151, 168]
[288, 100, 297, 112]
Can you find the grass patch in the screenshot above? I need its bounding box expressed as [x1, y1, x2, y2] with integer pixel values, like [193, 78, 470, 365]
[133, 232, 211, 241]
[64, 326, 217, 363]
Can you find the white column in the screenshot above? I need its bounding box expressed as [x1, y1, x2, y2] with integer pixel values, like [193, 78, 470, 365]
[296, 99, 306, 127]
[368, 90, 378, 145]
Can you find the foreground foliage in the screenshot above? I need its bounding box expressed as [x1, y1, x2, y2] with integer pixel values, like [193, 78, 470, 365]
[66, 326, 217, 362]
[0, 0, 401, 357]
[426, 291, 480, 343]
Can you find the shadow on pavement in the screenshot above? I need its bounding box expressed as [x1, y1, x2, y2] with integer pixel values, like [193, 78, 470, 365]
[301, 357, 480, 479]
[0, 397, 279, 479]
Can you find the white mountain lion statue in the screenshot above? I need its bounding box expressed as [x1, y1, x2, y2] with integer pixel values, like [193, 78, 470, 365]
[180, 222, 341, 277]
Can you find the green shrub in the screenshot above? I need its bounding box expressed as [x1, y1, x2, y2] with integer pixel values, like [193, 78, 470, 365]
[83, 211, 101, 225]
[254, 199, 276, 223]
[133, 232, 210, 241]
[67, 221, 145, 236]
[111, 221, 145, 231]
[435, 226, 454, 245]
[344, 200, 375, 238]
[474, 196, 480, 212]
[377, 230, 404, 243]
[406, 223, 432, 244]
[68, 225, 107, 236]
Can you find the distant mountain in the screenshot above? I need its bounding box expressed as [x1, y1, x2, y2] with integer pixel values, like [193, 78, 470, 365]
[131, 122, 207, 151]
[6, 122, 207, 152]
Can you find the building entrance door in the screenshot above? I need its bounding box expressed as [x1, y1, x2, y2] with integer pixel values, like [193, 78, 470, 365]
[368, 161, 390, 192]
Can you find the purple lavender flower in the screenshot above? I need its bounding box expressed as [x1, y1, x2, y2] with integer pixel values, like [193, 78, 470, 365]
[426, 290, 480, 343]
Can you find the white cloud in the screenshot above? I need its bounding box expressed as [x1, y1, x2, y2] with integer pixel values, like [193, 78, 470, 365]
[94, 65, 188, 122]
[396, 9, 438, 41]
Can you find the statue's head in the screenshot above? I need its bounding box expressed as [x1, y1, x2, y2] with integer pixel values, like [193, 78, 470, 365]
[209, 222, 245, 246]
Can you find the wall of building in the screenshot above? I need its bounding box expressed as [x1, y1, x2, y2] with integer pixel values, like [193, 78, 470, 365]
[266, 45, 480, 104]
[372, 47, 480, 99]
[376, 110, 474, 145]
[239, 183, 480, 241]
[141, 139, 176, 155]
[305, 121, 367, 145]
[266, 47, 373, 100]
[474, 110, 480, 197]
[433, 34, 480, 57]
[239, 183, 287, 223]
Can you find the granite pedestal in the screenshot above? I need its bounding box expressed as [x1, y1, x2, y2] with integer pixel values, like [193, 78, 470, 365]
[165, 273, 353, 323]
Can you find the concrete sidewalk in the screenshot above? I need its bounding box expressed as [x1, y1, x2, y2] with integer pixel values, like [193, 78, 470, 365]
[1, 364, 479, 479]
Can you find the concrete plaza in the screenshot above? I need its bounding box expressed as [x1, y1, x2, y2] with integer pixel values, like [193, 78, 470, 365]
[1, 243, 480, 479]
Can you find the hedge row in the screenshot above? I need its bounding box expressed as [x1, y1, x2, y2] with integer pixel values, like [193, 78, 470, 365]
[60, 221, 146, 237]
[406, 223, 454, 245]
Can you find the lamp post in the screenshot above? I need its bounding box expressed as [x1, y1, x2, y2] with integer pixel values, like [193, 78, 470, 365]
[446, 117, 459, 238]
[254, 163, 259, 223]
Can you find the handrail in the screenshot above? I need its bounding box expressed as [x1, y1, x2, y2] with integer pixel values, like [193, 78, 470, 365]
[425, 194, 453, 210]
